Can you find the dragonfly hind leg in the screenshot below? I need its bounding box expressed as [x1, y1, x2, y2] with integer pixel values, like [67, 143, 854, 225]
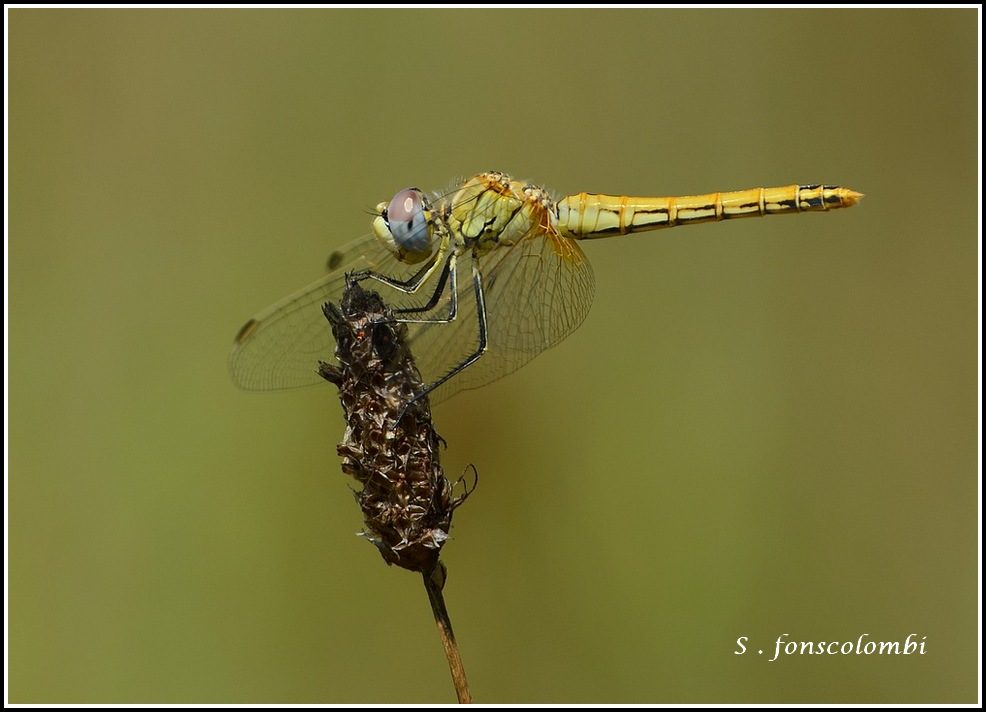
[396, 259, 489, 422]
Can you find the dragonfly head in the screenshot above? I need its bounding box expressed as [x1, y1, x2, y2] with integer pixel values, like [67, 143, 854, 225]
[373, 187, 436, 265]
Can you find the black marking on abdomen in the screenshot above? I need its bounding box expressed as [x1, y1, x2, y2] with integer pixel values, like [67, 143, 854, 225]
[586, 224, 627, 237]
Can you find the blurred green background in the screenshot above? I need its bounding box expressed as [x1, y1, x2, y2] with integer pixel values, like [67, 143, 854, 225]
[8, 8, 977, 704]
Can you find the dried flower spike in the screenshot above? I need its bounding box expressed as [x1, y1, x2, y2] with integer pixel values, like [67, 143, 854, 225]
[318, 280, 467, 575]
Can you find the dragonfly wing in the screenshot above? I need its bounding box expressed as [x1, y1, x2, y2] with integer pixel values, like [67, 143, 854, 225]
[403, 231, 596, 405]
[229, 233, 419, 391]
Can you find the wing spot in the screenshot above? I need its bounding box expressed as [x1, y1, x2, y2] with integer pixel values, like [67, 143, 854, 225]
[235, 319, 259, 344]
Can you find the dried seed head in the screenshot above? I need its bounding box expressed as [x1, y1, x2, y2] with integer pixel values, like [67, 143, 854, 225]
[319, 281, 468, 574]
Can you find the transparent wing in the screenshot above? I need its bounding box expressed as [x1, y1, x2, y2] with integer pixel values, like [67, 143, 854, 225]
[229, 232, 422, 391]
[230, 227, 595, 404]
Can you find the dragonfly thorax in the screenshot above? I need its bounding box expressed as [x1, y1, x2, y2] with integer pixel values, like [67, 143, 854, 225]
[447, 172, 559, 257]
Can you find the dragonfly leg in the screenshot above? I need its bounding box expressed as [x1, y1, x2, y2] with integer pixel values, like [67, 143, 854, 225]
[349, 246, 459, 325]
[392, 256, 452, 313]
[391, 252, 458, 324]
[347, 250, 460, 326]
[396, 259, 488, 422]
[350, 240, 449, 295]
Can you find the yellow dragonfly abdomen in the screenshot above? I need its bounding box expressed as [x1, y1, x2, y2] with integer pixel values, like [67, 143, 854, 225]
[557, 184, 863, 239]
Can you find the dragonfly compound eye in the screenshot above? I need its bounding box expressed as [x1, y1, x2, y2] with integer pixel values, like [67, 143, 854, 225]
[372, 187, 433, 264]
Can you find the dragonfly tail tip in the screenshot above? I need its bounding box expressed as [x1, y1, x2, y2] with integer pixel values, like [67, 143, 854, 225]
[844, 189, 865, 206]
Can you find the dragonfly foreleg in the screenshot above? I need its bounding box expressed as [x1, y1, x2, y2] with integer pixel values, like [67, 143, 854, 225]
[349, 241, 449, 295]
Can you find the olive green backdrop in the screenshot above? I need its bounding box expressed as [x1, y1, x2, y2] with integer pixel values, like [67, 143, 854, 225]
[8, 8, 978, 704]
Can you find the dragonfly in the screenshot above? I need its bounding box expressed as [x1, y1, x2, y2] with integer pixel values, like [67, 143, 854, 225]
[230, 171, 862, 406]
